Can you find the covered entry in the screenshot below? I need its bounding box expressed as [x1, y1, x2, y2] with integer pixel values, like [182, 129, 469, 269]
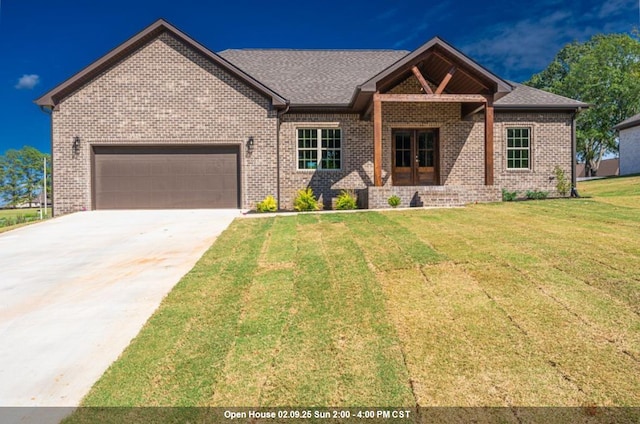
[92, 145, 240, 209]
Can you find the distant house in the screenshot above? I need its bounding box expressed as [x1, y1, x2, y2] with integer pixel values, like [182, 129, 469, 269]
[35, 19, 588, 216]
[576, 158, 619, 178]
[614, 113, 640, 175]
[15, 192, 51, 209]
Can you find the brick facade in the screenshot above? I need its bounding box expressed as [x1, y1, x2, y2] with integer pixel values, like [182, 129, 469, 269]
[51, 32, 277, 215]
[50, 31, 574, 214]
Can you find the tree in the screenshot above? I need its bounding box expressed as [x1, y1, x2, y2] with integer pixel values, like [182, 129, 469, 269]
[0, 150, 27, 207]
[0, 146, 50, 207]
[526, 33, 640, 177]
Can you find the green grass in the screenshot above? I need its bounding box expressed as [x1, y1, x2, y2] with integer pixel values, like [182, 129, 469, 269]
[66, 177, 640, 422]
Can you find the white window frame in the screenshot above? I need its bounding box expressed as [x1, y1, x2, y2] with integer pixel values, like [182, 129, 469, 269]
[506, 127, 532, 170]
[296, 128, 342, 171]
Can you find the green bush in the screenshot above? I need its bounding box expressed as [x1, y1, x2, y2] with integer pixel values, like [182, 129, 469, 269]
[501, 188, 518, 201]
[335, 190, 357, 210]
[388, 194, 401, 208]
[256, 195, 278, 213]
[553, 165, 571, 196]
[526, 189, 549, 200]
[294, 187, 319, 212]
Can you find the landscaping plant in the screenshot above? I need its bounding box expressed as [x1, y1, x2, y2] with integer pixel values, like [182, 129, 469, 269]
[335, 190, 357, 210]
[293, 187, 319, 212]
[256, 195, 278, 213]
[553, 165, 571, 196]
[525, 189, 549, 200]
[387, 195, 401, 208]
[501, 188, 518, 201]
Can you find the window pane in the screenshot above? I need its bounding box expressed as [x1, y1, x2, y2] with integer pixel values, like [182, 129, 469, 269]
[318, 128, 341, 170]
[506, 127, 531, 169]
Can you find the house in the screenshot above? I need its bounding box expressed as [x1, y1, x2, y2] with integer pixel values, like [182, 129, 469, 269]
[35, 19, 588, 215]
[576, 158, 619, 178]
[614, 113, 640, 175]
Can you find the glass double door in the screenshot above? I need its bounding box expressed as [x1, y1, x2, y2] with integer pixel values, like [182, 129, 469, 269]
[392, 129, 439, 186]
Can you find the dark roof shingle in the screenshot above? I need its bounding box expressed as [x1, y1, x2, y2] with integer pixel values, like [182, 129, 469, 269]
[495, 83, 589, 109]
[218, 49, 408, 105]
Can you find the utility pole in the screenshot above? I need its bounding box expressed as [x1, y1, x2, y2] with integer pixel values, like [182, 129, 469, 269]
[43, 157, 47, 217]
[40, 157, 47, 220]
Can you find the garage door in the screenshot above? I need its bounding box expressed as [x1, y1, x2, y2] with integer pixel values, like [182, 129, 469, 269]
[93, 146, 240, 209]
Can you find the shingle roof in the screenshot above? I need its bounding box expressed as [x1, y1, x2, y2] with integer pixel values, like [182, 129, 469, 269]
[495, 82, 589, 109]
[613, 112, 640, 130]
[218, 49, 409, 105]
[219, 51, 587, 110]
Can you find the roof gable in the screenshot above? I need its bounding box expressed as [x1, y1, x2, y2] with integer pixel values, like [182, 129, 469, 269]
[360, 36, 513, 95]
[35, 19, 287, 108]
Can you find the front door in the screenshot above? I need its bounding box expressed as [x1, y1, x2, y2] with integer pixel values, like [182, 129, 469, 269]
[392, 129, 439, 185]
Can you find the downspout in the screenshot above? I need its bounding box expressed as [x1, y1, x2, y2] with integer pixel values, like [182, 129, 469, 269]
[276, 101, 291, 210]
[571, 108, 580, 198]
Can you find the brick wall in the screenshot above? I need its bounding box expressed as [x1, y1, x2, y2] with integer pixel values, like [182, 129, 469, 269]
[493, 112, 573, 197]
[51, 31, 277, 215]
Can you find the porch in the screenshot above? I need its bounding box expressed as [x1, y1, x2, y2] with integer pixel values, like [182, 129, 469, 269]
[352, 37, 513, 207]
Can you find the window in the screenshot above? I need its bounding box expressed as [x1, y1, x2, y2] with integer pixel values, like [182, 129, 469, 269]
[506, 128, 531, 169]
[297, 128, 341, 170]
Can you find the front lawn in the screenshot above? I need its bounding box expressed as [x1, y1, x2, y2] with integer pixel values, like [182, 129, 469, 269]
[68, 177, 639, 422]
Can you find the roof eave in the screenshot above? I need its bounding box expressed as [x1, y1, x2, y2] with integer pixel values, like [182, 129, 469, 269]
[494, 104, 589, 111]
[613, 121, 640, 131]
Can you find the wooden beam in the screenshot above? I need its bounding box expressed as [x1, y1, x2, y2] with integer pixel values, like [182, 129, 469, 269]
[373, 93, 383, 187]
[377, 93, 487, 103]
[484, 97, 494, 186]
[435, 66, 456, 94]
[461, 102, 484, 118]
[431, 50, 492, 91]
[411, 66, 433, 94]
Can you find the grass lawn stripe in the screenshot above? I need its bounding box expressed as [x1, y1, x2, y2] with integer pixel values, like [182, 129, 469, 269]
[339, 211, 443, 272]
[258, 214, 415, 406]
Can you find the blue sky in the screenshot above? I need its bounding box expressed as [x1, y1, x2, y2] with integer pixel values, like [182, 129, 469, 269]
[1, 0, 638, 154]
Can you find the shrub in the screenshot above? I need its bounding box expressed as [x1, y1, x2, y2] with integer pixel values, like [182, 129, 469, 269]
[294, 187, 319, 212]
[553, 165, 571, 197]
[256, 195, 277, 213]
[526, 189, 549, 200]
[335, 190, 357, 210]
[388, 194, 401, 208]
[501, 188, 518, 201]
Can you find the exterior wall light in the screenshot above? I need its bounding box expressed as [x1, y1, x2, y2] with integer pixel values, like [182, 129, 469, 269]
[247, 136, 255, 153]
[72, 136, 80, 155]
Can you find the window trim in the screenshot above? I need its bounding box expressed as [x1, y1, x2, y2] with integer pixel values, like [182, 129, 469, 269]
[296, 127, 343, 171]
[505, 126, 532, 171]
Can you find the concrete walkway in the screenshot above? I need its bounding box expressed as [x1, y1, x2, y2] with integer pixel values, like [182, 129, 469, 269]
[0, 210, 238, 421]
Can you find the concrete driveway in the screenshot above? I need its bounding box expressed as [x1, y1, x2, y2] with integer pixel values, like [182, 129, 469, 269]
[0, 210, 238, 418]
